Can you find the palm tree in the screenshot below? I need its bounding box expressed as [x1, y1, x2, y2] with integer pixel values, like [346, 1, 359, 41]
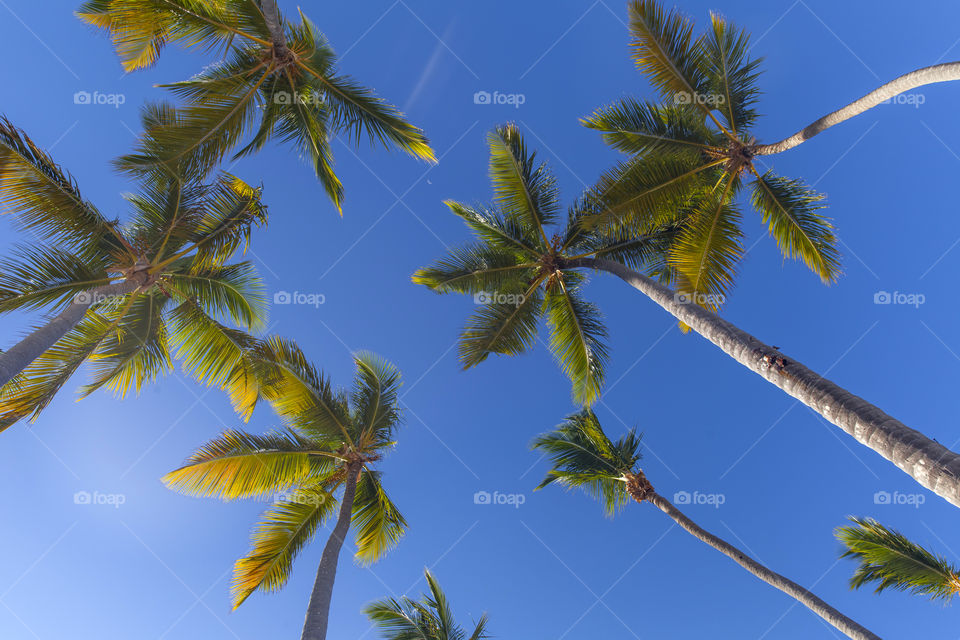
[0, 111, 267, 430]
[836, 517, 960, 603]
[163, 340, 407, 640]
[412, 124, 960, 508]
[364, 569, 490, 640]
[583, 0, 960, 305]
[77, 0, 435, 213]
[533, 410, 880, 640]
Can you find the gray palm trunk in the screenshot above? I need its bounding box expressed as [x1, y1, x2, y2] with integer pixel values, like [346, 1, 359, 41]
[642, 489, 880, 640]
[259, 0, 288, 49]
[0, 280, 139, 389]
[567, 257, 960, 507]
[300, 463, 361, 640]
[752, 61, 960, 155]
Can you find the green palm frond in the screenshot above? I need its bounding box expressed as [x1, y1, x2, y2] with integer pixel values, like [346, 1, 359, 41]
[837, 517, 960, 602]
[78, 289, 172, 398]
[186, 173, 267, 269]
[364, 569, 490, 640]
[581, 98, 713, 158]
[165, 260, 266, 330]
[0, 244, 112, 313]
[627, 0, 706, 106]
[444, 200, 542, 256]
[351, 352, 403, 443]
[487, 125, 558, 245]
[352, 470, 407, 565]
[163, 428, 336, 500]
[411, 243, 535, 296]
[749, 170, 840, 282]
[114, 102, 213, 182]
[231, 484, 339, 608]
[701, 13, 763, 134]
[165, 300, 263, 420]
[0, 312, 115, 431]
[0, 116, 127, 255]
[532, 410, 642, 516]
[457, 282, 545, 369]
[543, 274, 608, 406]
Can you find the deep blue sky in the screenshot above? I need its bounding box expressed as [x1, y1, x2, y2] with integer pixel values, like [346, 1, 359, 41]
[1, 1, 959, 638]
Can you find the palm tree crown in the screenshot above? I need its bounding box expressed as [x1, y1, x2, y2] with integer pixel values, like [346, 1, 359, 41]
[0, 112, 267, 429]
[163, 340, 407, 609]
[413, 124, 687, 405]
[836, 517, 960, 603]
[582, 0, 841, 308]
[77, 0, 435, 212]
[364, 569, 490, 640]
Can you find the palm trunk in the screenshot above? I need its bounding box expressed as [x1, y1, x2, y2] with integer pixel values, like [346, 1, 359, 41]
[0, 280, 138, 389]
[259, 0, 288, 49]
[643, 490, 880, 640]
[752, 61, 960, 155]
[569, 256, 960, 507]
[300, 463, 361, 640]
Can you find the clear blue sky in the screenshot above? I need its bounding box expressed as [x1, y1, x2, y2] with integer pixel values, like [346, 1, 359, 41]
[0, 1, 958, 638]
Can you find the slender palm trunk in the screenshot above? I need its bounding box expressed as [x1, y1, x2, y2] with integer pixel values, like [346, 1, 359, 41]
[641, 489, 880, 640]
[259, 0, 288, 49]
[752, 61, 960, 155]
[0, 280, 138, 389]
[300, 463, 361, 640]
[568, 256, 960, 507]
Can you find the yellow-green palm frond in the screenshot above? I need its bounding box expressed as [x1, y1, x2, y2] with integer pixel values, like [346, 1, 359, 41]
[0, 244, 112, 313]
[0, 116, 128, 256]
[543, 273, 608, 406]
[186, 173, 267, 269]
[351, 352, 402, 445]
[701, 12, 763, 134]
[352, 470, 407, 566]
[627, 0, 706, 106]
[115, 102, 213, 183]
[165, 260, 266, 331]
[581, 98, 713, 159]
[231, 484, 339, 608]
[254, 337, 354, 444]
[165, 300, 262, 420]
[443, 200, 542, 257]
[457, 282, 545, 369]
[487, 125, 558, 247]
[0, 312, 115, 432]
[163, 427, 337, 500]
[78, 289, 173, 398]
[837, 517, 960, 603]
[749, 170, 841, 283]
[411, 243, 536, 296]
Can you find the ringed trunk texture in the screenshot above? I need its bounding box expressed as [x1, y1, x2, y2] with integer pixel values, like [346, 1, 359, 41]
[572, 257, 960, 507]
[645, 491, 881, 640]
[753, 61, 960, 155]
[0, 280, 138, 389]
[259, 0, 288, 49]
[300, 463, 361, 640]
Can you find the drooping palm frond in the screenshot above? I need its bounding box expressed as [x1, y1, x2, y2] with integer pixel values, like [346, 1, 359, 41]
[457, 282, 545, 369]
[0, 244, 112, 313]
[581, 98, 713, 159]
[532, 410, 642, 516]
[165, 260, 266, 330]
[231, 484, 339, 608]
[411, 243, 536, 296]
[836, 517, 960, 603]
[364, 569, 490, 640]
[352, 470, 407, 565]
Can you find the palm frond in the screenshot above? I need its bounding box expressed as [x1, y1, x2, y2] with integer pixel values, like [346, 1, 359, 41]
[351, 352, 402, 444]
[165, 260, 266, 330]
[701, 13, 763, 133]
[352, 470, 407, 566]
[411, 243, 535, 296]
[186, 173, 267, 269]
[444, 200, 542, 257]
[0, 244, 112, 313]
[837, 517, 960, 602]
[627, 0, 706, 104]
[582, 98, 713, 158]
[457, 282, 544, 369]
[749, 170, 840, 282]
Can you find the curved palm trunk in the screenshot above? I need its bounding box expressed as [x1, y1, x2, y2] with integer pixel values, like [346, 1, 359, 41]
[752, 61, 960, 155]
[300, 463, 361, 640]
[0, 280, 138, 389]
[570, 257, 960, 507]
[641, 488, 880, 640]
[259, 0, 288, 49]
